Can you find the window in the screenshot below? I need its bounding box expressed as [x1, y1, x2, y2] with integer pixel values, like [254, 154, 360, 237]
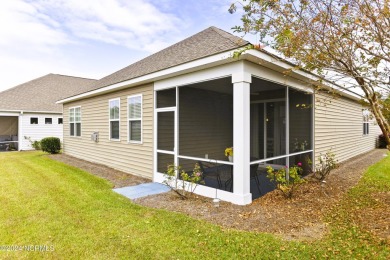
[58, 118, 63, 124]
[45, 118, 52, 124]
[128, 95, 142, 142]
[363, 113, 369, 136]
[69, 107, 81, 137]
[30, 117, 38, 124]
[109, 98, 120, 140]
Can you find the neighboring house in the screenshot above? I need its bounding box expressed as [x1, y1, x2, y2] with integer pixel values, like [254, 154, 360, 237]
[0, 74, 96, 151]
[57, 26, 380, 205]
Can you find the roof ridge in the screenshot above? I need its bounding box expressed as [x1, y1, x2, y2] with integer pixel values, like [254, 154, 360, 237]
[209, 26, 250, 47]
[51, 73, 97, 81]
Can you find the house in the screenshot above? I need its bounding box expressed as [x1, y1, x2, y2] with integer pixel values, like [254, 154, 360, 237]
[0, 74, 96, 151]
[57, 27, 380, 205]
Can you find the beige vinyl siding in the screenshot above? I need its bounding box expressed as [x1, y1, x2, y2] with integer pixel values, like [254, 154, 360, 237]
[63, 84, 153, 178]
[314, 92, 381, 163]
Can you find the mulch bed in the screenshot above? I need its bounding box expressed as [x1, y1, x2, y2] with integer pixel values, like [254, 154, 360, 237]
[48, 154, 150, 188]
[49, 149, 389, 242]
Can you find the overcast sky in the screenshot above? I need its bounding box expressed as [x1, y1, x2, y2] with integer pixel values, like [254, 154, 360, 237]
[0, 0, 255, 92]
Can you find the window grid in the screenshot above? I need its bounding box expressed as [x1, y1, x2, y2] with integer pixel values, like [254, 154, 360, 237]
[109, 98, 120, 140]
[128, 94, 142, 143]
[69, 107, 81, 137]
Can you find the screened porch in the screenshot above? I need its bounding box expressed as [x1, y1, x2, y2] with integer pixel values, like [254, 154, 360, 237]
[155, 75, 313, 202]
[0, 116, 19, 151]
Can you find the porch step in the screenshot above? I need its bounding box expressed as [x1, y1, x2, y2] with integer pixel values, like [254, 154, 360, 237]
[113, 182, 170, 200]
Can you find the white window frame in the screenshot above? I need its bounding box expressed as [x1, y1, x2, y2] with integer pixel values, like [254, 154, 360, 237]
[30, 117, 38, 125]
[109, 98, 121, 141]
[69, 106, 81, 137]
[45, 118, 52, 124]
[127, 94, 143, 144]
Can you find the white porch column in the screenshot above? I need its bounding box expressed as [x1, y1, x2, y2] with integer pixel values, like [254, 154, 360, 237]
[232, 72, 252, 205]
[18, 112, 23, 151]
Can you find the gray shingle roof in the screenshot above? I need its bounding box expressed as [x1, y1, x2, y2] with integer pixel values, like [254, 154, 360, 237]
[89, 26, 250, 91]
[0, 74, 97, 112]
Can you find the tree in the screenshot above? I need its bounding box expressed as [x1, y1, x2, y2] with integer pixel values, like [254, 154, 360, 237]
[230, 0, 390, 149]
[381, 94, 390, 124]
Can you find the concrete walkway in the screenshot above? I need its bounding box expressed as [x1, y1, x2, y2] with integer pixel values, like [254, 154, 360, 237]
[113, 182, 170, 200]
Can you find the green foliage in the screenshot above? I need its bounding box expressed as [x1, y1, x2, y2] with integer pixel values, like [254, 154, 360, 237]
[230, 0, 390, 148]
[31, 140, 41, 150]
[312, 150, 338, 181]
[381, 94, 390, 124]
[40, 137, 61, 154]
[25, 136, 41, 150]
[163, 163, 204, 199]
[266, 165, 306, 198]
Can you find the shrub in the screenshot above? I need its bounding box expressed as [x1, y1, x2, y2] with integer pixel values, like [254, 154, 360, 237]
[163, 163, 204, 199]
[311, 151, 338, 181]
[31, 140, 41, 150]
[378, 134, 389, 148]
[266, 165, 306, 199]
[25, 136, 41, 150]
[40, 137, 61, 154]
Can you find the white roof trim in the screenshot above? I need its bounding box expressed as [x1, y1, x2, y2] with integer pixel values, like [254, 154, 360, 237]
[57, 47, 362, 104]
[0, 109, 62, 114]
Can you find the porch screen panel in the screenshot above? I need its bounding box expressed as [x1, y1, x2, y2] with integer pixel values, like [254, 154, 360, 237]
[179, 157, 233, 193]
[157, 153, 174, 173]
[289, 89, 313, 153]
[250, 104, 264, 160]
[288, 151, 312, 176]
[157, 88, 176, 108]
[178, 77, 233, 161]
[0, 116, 18, 135]
[266, 101, 286, 158]
[157, 112, 174, 151]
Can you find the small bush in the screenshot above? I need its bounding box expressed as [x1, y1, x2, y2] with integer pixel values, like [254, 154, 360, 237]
[40, 137, 61, 154]
[25, 136, 41, 150]
[31, 140, 41, 150]
[163, 163, 204, 199]
[266, 165, 306, 199]
[378, 134, 389, 148]
[311, 151, 338, 181]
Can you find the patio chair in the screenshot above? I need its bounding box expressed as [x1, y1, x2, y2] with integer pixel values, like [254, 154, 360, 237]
[198, 161, 232, 190]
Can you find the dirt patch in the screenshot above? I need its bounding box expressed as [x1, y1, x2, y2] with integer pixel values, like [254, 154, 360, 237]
[48, 154, 150, 188]
[49, 150, 388, 241]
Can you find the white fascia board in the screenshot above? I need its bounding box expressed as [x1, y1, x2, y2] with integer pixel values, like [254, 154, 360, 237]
[22, 111, 62, 115]
[0, 111, 20, 116]
[57, 50, 237, 104]
[242, 50, 362, 101]
[155, 62, 242, 90]
[0, 109, 62, 115]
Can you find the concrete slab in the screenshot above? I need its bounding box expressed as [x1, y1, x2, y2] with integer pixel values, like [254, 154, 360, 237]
[113, 182, 170, 200]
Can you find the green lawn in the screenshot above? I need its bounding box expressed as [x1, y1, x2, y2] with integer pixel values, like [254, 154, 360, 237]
[0, 151, 389, 259]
